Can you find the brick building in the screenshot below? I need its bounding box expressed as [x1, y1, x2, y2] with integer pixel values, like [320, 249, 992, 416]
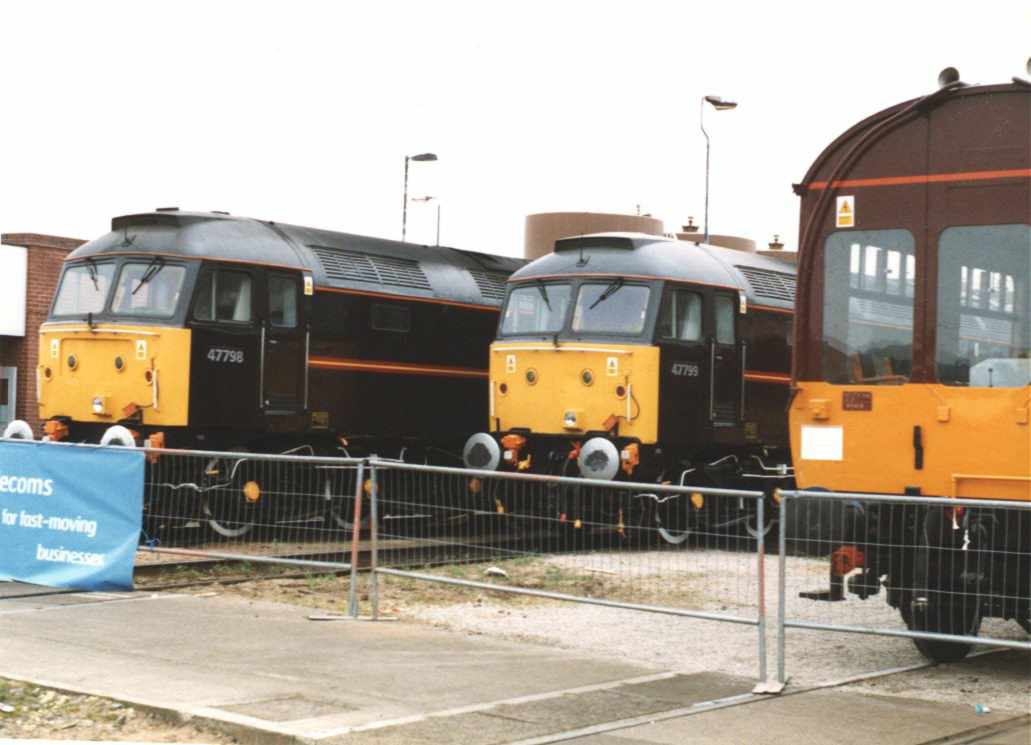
[0, 233, 86, 434]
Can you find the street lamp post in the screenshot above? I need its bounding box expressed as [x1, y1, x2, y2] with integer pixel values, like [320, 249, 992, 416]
[700, 95, 738, 244]
[402, 152, 438, 242]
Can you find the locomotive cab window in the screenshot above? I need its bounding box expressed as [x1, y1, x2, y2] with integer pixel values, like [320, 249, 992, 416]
[571, 282, 650, 336]
[657, 288, 703, 342]
[935, 224, 1030, 387]
[193, 268, 253, 323]
[268, 274, 299, 328]
[821, 229, 915, 384]
[714, 294, 736, 344]
[500, 282, 571, 335]
[110, 261, 186, 318]
[52, 261, 116, 316]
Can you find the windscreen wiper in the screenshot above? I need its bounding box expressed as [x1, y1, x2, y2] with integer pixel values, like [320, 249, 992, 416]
[588, 277, 624, 310]
[536, 280, 552, 311]
[85, 258, 99, 291]
[132, 257, 165, 295]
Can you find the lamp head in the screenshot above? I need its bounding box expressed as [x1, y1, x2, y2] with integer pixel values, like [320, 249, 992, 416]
[937, 67, 961, 89]
[704, 95, 738, 111]
[409, 152, 438, 162]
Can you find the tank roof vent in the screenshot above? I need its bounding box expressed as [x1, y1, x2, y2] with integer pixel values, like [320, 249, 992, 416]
[937, 66, 961, 89]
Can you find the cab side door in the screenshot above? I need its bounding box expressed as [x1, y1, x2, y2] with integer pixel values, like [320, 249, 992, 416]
[709, 291, 742, 426]
[261, 271, 308, 413]
[656, 285, 708, 445]
[188, 264, 262, 429]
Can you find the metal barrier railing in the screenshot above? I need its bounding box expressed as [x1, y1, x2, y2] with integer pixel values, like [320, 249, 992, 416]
[9, 437, 1029, 688]
[776, 490, 1031, 683]
[139, 446, 364, 583]
[362, 457, 771, 683]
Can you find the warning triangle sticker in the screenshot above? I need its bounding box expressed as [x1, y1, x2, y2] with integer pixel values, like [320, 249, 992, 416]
[836, 196, 855, 227]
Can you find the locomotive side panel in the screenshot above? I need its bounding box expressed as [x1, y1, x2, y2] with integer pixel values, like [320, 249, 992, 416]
[308, 290, 496, 445]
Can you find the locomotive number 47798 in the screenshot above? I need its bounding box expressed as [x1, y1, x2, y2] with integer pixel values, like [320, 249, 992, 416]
[206, 347, 245, 364]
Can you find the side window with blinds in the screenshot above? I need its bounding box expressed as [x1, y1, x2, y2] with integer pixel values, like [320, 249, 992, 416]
[657, 287, 703, 342]
[193, 268, 254, 323]
[714, 294, 736, 344]
[268, 274, 299, 328]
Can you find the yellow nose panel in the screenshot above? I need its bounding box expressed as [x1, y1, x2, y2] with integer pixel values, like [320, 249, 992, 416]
[490, 342, 659, 444]
[38, 324, 191, 427]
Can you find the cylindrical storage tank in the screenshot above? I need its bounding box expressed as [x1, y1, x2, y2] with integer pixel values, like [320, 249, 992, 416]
[676, 232, 757, 253]
[524, 212, 664, 261]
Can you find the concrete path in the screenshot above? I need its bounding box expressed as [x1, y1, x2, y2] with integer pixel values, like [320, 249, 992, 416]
[0, 582, 1027, 744]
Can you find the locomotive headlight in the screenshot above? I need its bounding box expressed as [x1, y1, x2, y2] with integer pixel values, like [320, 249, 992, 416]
[525, 369, 538, 385]
[67, 355, 78, 370]
[563, 410, 580, 429]
[114, 356, 125, 372]
[580, 369, 594, 386]
[91, 396, 108, 416]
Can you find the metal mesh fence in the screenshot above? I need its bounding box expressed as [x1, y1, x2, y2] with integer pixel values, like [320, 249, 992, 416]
[363, 459, 770, 681]
[777, 491, 1031, 682]
[139, 447, 363, 574]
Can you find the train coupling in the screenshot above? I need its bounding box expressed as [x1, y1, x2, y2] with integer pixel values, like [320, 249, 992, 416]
[799, 545, 869, 602]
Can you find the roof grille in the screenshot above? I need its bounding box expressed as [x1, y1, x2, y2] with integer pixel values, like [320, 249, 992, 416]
[310, 246, 431, 290]
[469, 269, 509, 302]
[734, 266, 796, 303]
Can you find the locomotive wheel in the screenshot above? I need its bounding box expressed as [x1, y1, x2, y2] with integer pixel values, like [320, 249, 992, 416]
[906, 517, 981, 663]
[201, 449, 255, 539]
[909, 599, 980, 663]
[325, 474, 368, 531]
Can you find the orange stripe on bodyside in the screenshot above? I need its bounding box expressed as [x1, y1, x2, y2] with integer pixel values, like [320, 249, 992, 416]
[744, 371, 792, 384]
[808, 168, 1031, 191]
[750, 304, 794, 315]
[309, 356, 488, 379]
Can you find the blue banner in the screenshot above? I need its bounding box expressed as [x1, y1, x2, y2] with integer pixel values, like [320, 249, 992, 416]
[0, 440, 143, 591]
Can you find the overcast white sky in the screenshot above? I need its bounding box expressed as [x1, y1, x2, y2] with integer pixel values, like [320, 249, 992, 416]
[2, 1, 1028, 257]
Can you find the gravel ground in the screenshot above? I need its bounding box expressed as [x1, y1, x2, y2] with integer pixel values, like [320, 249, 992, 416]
[0, 678, 236, 742]
[144, 543, 1030, 715]
[393, 549, 1031, 712]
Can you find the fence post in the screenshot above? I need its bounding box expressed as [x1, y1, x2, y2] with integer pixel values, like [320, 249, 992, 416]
[346, 460, 365, 618]
[777, 492, 788, 685]
[756, 496, 767, 683]
[370, 458, 380, 621]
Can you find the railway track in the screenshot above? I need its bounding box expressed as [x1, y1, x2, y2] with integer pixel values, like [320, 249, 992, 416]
[133, 527, 564, 591]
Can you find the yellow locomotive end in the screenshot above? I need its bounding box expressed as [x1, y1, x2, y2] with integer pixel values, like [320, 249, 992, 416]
[489, 341, 659, 445]
[38, 323, 191, 430]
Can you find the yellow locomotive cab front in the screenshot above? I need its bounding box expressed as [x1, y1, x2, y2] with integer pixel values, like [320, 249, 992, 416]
[490, 341, 659, 444]
[38, 323, 191, 435]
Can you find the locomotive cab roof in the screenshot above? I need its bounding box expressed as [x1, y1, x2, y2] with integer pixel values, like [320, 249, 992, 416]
[66, 210, 524, 308]
[509, 232, 795, 310]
